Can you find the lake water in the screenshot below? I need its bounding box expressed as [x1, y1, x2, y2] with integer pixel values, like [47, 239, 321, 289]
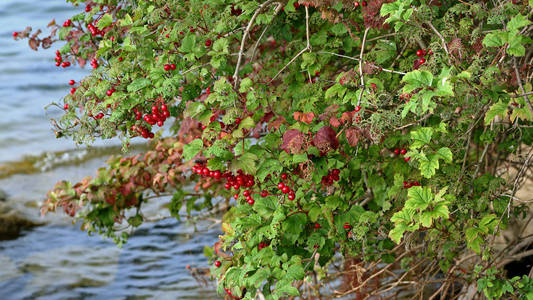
[0, 1, 221, 299]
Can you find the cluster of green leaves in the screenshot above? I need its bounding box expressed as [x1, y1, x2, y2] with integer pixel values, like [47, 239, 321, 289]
[27, 0, 533, 298]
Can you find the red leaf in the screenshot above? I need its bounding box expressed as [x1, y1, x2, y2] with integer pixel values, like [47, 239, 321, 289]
[329, 117, 341, 128]
[313, 126, 339, 152]
[345, 127, 362, 147]
[301, 112, 314, 124]
[281, 129, 306, 154]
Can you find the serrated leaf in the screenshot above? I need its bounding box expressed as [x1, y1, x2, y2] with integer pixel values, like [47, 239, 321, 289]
[507, 14, 531, 31]
[402, 70, 433, 93]
[484, 100, 508, 125]
[419, 154, 440, 178]
[436, 147, 453, 163]
[406, 186, 433, 211]
[482, 32, 506, 47]
[96, 14, 113, 29]
[127, 78, 150, 93]
[184, 102, 205, 118]
[410, 127, 433, 149]
[182, 139, 203, 161]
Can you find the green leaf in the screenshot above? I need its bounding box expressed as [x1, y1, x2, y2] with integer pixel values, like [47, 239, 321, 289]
[325, 84, 347, 100]
[182, 139, 203, 161]
[419, 154, 440, 178]
[402, 70, 433, 93]
[256, 159, 283, 182]
[212, 38, 229, 53]
[507, 34, 526, 57]
[179, 35, 196, 53]
[127, 78, 150, 93]
[96, 13, 113, 29]
[482, 32, 506, 47]
[184, 102, 206, 118]
[507, 14, 531, 31]
[484, 100, 508, 125]
[293, 153, 308, 164]
[410, 127, 433, 149]
[405, 186, 433, 211]
[237, 152, 258, 174]
[282, 213, 307, 244]
[286, 263, 305, 280]
[436, 147, 453, 163]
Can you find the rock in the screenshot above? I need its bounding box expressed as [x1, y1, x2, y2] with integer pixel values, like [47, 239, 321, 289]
[0, 189, 7, 202]
[0, 202, 41, 240]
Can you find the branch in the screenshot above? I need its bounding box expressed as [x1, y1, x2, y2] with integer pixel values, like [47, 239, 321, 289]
[233, 0, 276, 87]
[513, 57, 533, 118]
[357, 27, 371, 107]
[250, 3, 283, 61]
[269, 5, 311, 83]
[426, 21, 452, 65]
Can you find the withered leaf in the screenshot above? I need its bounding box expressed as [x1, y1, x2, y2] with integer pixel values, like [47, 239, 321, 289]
[41, 37, 53, 49]
[345, 127, 362, 147]
[281, 129, 306, 154]
[28, 38, 40, 51]
[313, 126, 339, 151]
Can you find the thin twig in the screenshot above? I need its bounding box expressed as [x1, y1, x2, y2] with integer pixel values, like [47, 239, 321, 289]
[357, 27, 371, 107]
[233, 0, 276, 87]
[394, 113, 432, 130]
[426, 21, 452, 65]
[510, 91, 533, 98]
[366, 32, 399, 42]
[250, 3, 283, 61]
[513, 57, 533, 118]
[269, 5, 311, 82]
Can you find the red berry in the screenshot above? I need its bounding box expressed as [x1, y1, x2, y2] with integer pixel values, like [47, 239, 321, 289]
[68, 80, 75, 86]
[170, 64, 176, 70]
[106, 89, 113, 96]
[214, 260, 221, 267]
[281, 186, 290, 194]
[235, 118, 241, 125]
[70, 87, 76, 95]
[261, 190, 268, 197]
[281, 173, 288, 180]
[243, 190, 250, 197]
[85, 5, 91, 12]
[416, 49, 424, 57]
[164, 64, 171, 71]
[314, 223, 320, 229]
[202, 167, 210, 176]
[394, 148, 400, 155]
[12, 32, 18, 38]
[361, 1, 367, 6]
[332, 169, 340, 176]
[161, 104, 168, 111]
[247, 198, 255, 205]
[354, 106, 361, 112]
[205, 39, 212, 47]
[64, 104, 69, 110]
[287, 193, 295, 200]
[419, 58, 426, 64]
[213, 170, 221, 179]
[234, 194, 239, 200]
[400, 149, 407, 155]
[343, 223, 351, 229]
[404, 157, 411, 162]
[277, 182, 285, 190]
[96, 112, 104, 119]
[354, 1, 359, 8]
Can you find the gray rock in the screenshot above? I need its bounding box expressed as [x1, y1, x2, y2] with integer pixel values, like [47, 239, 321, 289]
[0, 202, 41, 240]
[0, 189, 7, 202]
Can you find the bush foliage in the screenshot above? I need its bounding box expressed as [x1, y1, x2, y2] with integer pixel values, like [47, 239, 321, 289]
[16, 0, 533, 298]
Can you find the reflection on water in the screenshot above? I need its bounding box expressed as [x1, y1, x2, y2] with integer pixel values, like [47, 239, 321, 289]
[0, 0, 221, 299]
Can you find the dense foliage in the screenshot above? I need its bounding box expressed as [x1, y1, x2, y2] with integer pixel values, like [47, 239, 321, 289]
[15, 0, 533, 298]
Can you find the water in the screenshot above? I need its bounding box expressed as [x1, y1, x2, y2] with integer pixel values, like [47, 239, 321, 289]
[0, 1, 221, 299]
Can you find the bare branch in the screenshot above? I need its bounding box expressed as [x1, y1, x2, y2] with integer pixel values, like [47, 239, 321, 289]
[357, 27, 371, 107]
[513, 57, 533, 117]
[233, 0, 276, 87]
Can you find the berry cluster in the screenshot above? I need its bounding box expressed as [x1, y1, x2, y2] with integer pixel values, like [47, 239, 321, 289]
[143, 104, 170, 127]
[55, 50, 71, 68]
[414, 48, 432, 68]
[276, 176, 296, 200]
[257, 241, 269, 250]
[62, 19, 72, 27]
[163, 63, 176, 71]
[90, 58, 99, 69]
[353, 1, 367, 8]
[403, 181, 421, 189]
[392, 147, 410, 162]
[87, 22, 105, 37]
[130, 124, 154, 139]
[320, 168, 341, 186]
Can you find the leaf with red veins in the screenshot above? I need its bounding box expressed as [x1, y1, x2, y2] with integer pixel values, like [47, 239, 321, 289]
[293, 111, 303, 121]
[340, 111, 355, 124]
[329, 117, 341, 128]
[281, 129, 306, 154]
[301, 112, 315, 124]
[345, 127, 363, 147]
[319, 104, 339, 121]
[313, 126, 339, 152]
[268, 116, 286, 131]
